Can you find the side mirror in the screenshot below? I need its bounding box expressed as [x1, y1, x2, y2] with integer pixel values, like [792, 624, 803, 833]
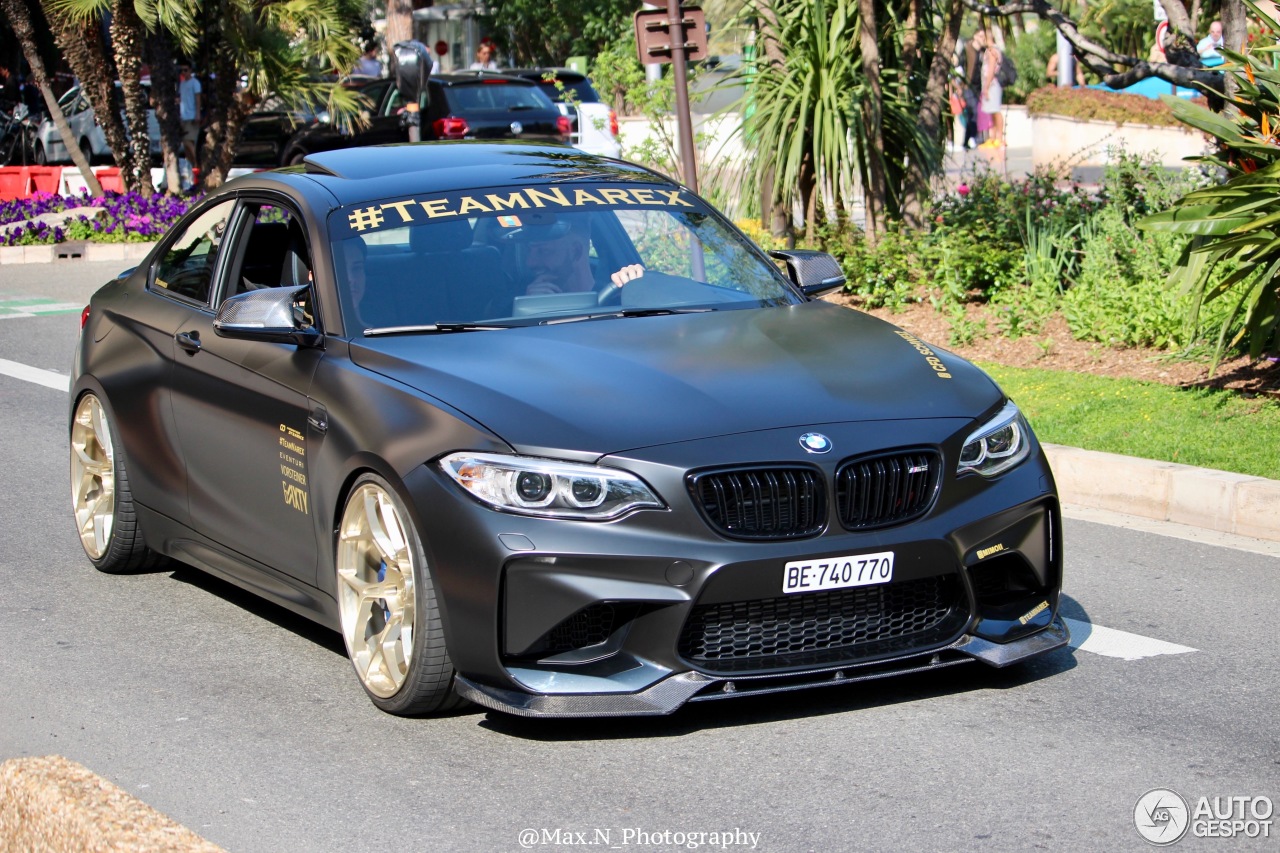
[769, 249, 846, 298]
[214, 285, 322, 347]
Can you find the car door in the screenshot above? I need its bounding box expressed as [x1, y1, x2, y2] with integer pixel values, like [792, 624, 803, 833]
[346, 80, 406, 147]
[167, 197, 323, 584]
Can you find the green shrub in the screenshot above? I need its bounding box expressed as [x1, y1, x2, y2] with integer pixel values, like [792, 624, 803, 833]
[1062, 206, 1191, 348]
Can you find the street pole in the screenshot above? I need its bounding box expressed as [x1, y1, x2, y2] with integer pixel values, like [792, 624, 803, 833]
[667, 2, 699, 194]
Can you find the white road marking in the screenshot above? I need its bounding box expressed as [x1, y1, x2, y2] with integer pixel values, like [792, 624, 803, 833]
[1062, 617, 1197, 661]
[0, 358, 68, 391]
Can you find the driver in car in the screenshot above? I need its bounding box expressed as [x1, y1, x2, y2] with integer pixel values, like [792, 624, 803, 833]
[518, 215, 645, 295]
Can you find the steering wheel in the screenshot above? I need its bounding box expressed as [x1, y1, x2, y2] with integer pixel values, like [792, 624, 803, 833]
[596, 280, 622, 306]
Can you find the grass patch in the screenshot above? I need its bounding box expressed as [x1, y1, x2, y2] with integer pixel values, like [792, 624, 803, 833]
[978, 363, 1280, 479]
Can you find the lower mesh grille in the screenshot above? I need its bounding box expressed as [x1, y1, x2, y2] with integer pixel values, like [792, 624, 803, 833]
[678, 575, 966, 672]
[527, 603, 617, 656]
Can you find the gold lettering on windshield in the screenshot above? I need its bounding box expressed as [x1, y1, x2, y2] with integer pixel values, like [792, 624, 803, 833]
[629, 188, 659, 205]
[486, 192, 531, 211]
[525, 187, 570, 208]
[457, 196, 492, 214]
[660, 189, 694, 207]
[380, 200, 417, 223]
[348, 206, 384, 231]
[573, 189, 606, 205]
[598, 188, 632, 205]
[420, 198, 456, 218]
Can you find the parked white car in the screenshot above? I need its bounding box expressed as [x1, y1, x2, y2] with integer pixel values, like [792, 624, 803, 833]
[35, 84, 160, 165]
[504, 68, 622, 159]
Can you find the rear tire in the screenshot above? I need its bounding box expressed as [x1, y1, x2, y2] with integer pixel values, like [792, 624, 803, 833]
[335, 473, 464, 715]
[69, 393, 165, 573]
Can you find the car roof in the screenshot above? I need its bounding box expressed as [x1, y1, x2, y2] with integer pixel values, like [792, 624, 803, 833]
[229, 141, 668, 209]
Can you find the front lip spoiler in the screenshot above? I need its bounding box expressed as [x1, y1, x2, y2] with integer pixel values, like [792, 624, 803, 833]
[455, 617, 1071, 718]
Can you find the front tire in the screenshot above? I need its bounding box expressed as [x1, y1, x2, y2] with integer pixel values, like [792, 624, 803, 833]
[335, 473, 462, 715]
[69, 393, 163, 573]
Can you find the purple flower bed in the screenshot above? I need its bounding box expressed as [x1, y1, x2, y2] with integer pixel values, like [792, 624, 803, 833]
[0, 190, 195, 247]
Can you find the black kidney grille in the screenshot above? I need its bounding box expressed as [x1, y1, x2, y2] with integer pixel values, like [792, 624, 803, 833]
[836, 449, 940, 530]
[690, 467, 825, 539]
[678, 575, 965, 672]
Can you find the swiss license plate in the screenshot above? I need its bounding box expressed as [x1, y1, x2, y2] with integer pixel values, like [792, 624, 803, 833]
[782, 551, 895, 594]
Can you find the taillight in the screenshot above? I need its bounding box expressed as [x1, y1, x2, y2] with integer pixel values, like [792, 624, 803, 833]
[556, 115, 572, 139]
[608, 109, 619, 138]
[433, 116, 469, 139]
[80, 306, 90, 329]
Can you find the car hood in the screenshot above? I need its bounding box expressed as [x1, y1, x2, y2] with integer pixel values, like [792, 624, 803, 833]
[349, 301, 1003, 456]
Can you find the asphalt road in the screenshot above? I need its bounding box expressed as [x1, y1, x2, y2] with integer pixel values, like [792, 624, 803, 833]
[1, 261, 1277, 852]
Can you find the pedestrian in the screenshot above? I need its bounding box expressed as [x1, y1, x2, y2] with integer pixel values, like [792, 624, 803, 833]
[469, 43, 499, 71]
[178, 62, 202, 180]
[979, 42, 1005, 148]
[1046, 52, 1085, 87]
[1198, 20, 1225, 59]
[962, 29, 987, 149]
[354, 42, 383, 78]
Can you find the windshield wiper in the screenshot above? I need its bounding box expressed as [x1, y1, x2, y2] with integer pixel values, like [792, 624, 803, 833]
[363, 323, 511, 336]
[542, 307, 714, 325]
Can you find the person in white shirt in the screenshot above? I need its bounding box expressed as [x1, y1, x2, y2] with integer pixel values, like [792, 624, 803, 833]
[469, 44, 499, 71]
[1197, 21, 1225, 59]
[354, 43, 382, 77]
[178, 63, 202, 171]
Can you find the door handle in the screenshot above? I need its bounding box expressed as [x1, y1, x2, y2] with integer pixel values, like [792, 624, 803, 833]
[175, 330, 201, 354]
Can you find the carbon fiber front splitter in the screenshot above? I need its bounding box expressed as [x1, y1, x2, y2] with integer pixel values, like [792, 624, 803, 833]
[455, 617, 1071, 718]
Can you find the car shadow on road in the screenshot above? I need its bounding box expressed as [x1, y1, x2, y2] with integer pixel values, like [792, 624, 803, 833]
[165, 562, 348, 658]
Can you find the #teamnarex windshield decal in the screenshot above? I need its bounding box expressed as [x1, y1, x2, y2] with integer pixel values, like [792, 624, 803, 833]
[335, 184, 699, 237]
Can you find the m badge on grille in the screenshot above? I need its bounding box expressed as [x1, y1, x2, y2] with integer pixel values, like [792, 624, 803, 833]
[799, 432, 832, 454]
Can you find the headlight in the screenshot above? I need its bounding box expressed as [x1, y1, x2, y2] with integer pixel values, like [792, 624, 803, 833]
[958, 401, 1032, 477]
[439, 452, 665, 520]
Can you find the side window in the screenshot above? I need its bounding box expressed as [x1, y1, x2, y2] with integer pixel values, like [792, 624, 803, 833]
[226, 203, 313, 298]
[151, 199, 236, 303]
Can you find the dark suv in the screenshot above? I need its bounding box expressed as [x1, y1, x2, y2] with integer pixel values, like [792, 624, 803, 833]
[280, 73, 570, 165]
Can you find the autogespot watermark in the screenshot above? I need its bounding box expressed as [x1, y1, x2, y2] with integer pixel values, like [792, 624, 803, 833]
[516, 828, 761, 850]
[1134, 788, 1274, 845]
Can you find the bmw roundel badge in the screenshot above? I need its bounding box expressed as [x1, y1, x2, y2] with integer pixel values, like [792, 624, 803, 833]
[510, 121, 523, 135]
[799, 432, 832, 454]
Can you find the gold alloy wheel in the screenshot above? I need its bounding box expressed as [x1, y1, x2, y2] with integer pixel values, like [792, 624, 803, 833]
[70, 394, 116, 560]
[336, 482, 418, 699]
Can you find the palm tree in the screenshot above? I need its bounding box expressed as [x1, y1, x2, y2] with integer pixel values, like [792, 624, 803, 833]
[1, 0, 102, 193]
[50, 0, 365, 191]
[197, 0, 366, 188]
[740, 0, 947, 243]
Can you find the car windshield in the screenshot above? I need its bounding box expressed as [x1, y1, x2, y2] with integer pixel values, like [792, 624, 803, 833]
[328, 182, 799, 334]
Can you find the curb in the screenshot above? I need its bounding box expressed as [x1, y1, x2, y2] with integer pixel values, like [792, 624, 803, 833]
[1043, 443, 1280, 543]
[0, 242, 157, 265]
[0, 755, 223, 851]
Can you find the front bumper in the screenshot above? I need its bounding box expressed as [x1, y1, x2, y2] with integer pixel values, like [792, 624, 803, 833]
[455, 617, 1071, 718]
[404, 418, 1067, 718]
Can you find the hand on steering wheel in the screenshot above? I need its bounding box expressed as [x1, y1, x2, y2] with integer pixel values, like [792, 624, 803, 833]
[597, 264, 645, 305]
